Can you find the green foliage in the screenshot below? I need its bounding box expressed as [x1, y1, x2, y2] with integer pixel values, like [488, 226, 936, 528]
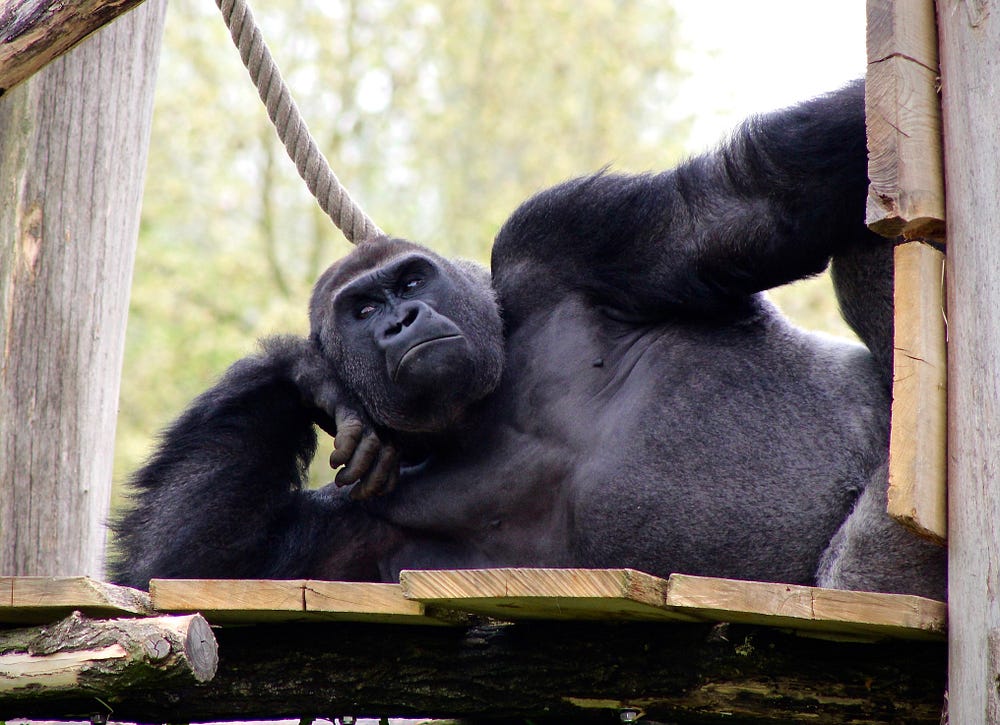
[115, 0, 849, 499]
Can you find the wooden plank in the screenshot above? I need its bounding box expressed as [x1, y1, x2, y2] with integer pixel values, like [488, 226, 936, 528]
[887, 242, 947, 542]
[304, 581, 455, 624]
[399, 568, 699, 623]
[865, 0, 945, 240]
[150, 579, 454, 625]
[0, 577, 151, 624]
[937, 2, 1000, 720]
[150, 579, 306, 623]
[400, 569, 946, 641]
[666, 574, 946, 641]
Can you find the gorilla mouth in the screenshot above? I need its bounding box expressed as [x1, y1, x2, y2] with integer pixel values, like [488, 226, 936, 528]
[393, 334, 463, 382]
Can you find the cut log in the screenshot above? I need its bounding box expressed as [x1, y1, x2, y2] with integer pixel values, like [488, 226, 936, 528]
[0, 612, 217, 705]
[0, 618, 946, 723]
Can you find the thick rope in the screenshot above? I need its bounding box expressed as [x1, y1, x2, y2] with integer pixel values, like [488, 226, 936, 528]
[216, 0, 383, 245]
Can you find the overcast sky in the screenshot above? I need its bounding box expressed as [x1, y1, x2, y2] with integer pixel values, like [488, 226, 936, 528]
[674, 0, 867, 149]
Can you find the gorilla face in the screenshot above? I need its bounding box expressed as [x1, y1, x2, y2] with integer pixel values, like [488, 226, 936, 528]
[310, 237, 505, 433]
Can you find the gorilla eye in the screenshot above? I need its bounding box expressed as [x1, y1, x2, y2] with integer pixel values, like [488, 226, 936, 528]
[357, 303, 377, 320]
[401, 277, 424, 293]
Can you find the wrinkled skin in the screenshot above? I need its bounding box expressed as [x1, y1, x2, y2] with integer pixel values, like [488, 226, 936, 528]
[111, 82, 946, 600]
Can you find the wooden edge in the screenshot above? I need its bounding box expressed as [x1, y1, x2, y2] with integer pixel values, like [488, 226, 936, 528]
[0, 576, 152, 624]
[150, 579, 455, 625]
[666, 575, 946, 641]
[400, 569, 946, 640]
[303, 580, 459, 625]
[888, 242, 948, 543]
[398, 568, 698, 623]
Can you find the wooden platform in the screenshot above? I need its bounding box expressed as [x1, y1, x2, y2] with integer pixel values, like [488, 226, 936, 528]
[0, 569, 946, 641]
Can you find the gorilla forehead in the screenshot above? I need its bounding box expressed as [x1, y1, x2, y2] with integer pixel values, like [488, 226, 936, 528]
[309, 236, 430, 331]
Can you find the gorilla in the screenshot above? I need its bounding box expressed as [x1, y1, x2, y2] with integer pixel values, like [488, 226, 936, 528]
[111, 81, 946, 600]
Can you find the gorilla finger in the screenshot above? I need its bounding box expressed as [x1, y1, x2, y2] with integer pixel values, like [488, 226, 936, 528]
[334, 431, 381, 486]
[352, 444, 399, 500]
[330, 410, 364, 467]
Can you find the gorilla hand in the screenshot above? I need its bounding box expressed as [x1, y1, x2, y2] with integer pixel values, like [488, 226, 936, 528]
[279, 335, 400, 500]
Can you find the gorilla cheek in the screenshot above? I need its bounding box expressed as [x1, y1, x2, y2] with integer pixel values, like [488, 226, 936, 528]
[392, 336, 474, 395]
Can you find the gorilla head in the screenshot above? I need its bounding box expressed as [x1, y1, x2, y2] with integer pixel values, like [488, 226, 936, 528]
[309, 236, 505, 434]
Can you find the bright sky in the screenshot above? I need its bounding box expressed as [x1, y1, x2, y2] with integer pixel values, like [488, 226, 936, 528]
[673, 0, 867, 149]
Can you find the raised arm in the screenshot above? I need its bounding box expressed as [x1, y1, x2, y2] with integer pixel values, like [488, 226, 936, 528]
[108, 335, 392, 588]
[492, 80, 872, 320]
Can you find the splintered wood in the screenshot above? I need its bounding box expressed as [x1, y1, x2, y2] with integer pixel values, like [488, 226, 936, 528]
[0, 576, 151, 624]
[865, 0, 944, 239]
[398, 568, 946, 641]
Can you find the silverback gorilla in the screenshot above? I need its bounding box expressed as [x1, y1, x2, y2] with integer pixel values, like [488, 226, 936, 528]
[111, 81, 946, 600]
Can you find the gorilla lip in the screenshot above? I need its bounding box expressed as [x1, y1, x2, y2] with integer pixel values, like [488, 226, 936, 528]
[393, 334, 463, 381]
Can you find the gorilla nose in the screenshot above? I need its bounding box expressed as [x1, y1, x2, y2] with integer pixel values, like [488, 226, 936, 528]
[378, 301, 426, 346]
[384, 303, 420, 337]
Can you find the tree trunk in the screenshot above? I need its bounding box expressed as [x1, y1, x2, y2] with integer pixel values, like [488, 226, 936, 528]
[0, 0, 166, 577]
[0, 620, 946, 723]
[937, 1, 1000, 722]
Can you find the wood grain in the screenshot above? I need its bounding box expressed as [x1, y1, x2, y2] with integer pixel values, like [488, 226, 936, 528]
[150, 579, 453, 625]
[399, 568, 946, 640]
[0, 0, 166, 578]
[865, 0, 944, 239]
[937, 2, 1000, 721]
[0, 0, 150, 94]
[0, 576, 151, 624]
[887, 242, 948, 542]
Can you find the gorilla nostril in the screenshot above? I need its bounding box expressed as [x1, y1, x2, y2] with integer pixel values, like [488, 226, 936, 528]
[402, 307, 419, 327]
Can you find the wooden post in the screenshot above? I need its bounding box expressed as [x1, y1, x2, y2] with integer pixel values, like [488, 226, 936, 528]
[865, 0, 948, 543]
[0, 0, 150, 94]
[936, 1, 1000, 721]
[0, 0, 166, 577]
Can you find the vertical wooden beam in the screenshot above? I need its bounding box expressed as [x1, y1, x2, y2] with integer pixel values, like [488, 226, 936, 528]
[0, 0, 166, 577]
[936, 0, 1000, 721]
[887, 241, 947, 543]
[865, 0, 948, 543]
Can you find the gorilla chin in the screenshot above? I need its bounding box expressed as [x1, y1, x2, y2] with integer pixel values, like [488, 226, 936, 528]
[392, 334, 465, 385]
[390, 335, 495, 434]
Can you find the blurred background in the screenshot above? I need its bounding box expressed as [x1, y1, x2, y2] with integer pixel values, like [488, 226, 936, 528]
[114, 0, 867, 497]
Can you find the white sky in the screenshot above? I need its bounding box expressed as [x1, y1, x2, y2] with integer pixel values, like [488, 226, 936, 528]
[673, 0, 867, 149]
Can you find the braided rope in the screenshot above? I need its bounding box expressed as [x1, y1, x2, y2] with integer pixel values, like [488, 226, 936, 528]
[216, 0, 383, 245]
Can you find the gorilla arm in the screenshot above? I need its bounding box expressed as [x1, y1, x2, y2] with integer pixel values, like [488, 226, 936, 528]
[491, 81, 873, 320]
[109, 335, 394, 588]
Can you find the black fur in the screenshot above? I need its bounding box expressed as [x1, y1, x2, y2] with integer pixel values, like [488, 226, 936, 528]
[111, 81, 946, 600]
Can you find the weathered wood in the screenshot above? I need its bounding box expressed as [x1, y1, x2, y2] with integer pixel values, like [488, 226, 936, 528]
[937, 2, 1000, 722]
[0, 0, 150, 94]
[0, 619, 946, 723]
[0, 577, 151, 625]
[0, 612, 217, 705]
[887, 241, 948, 542]
[0, 0, 166, 578]
[150, 578, 454, 625]
[865, 0, 945, 240]
[398, 568, 946, 641]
